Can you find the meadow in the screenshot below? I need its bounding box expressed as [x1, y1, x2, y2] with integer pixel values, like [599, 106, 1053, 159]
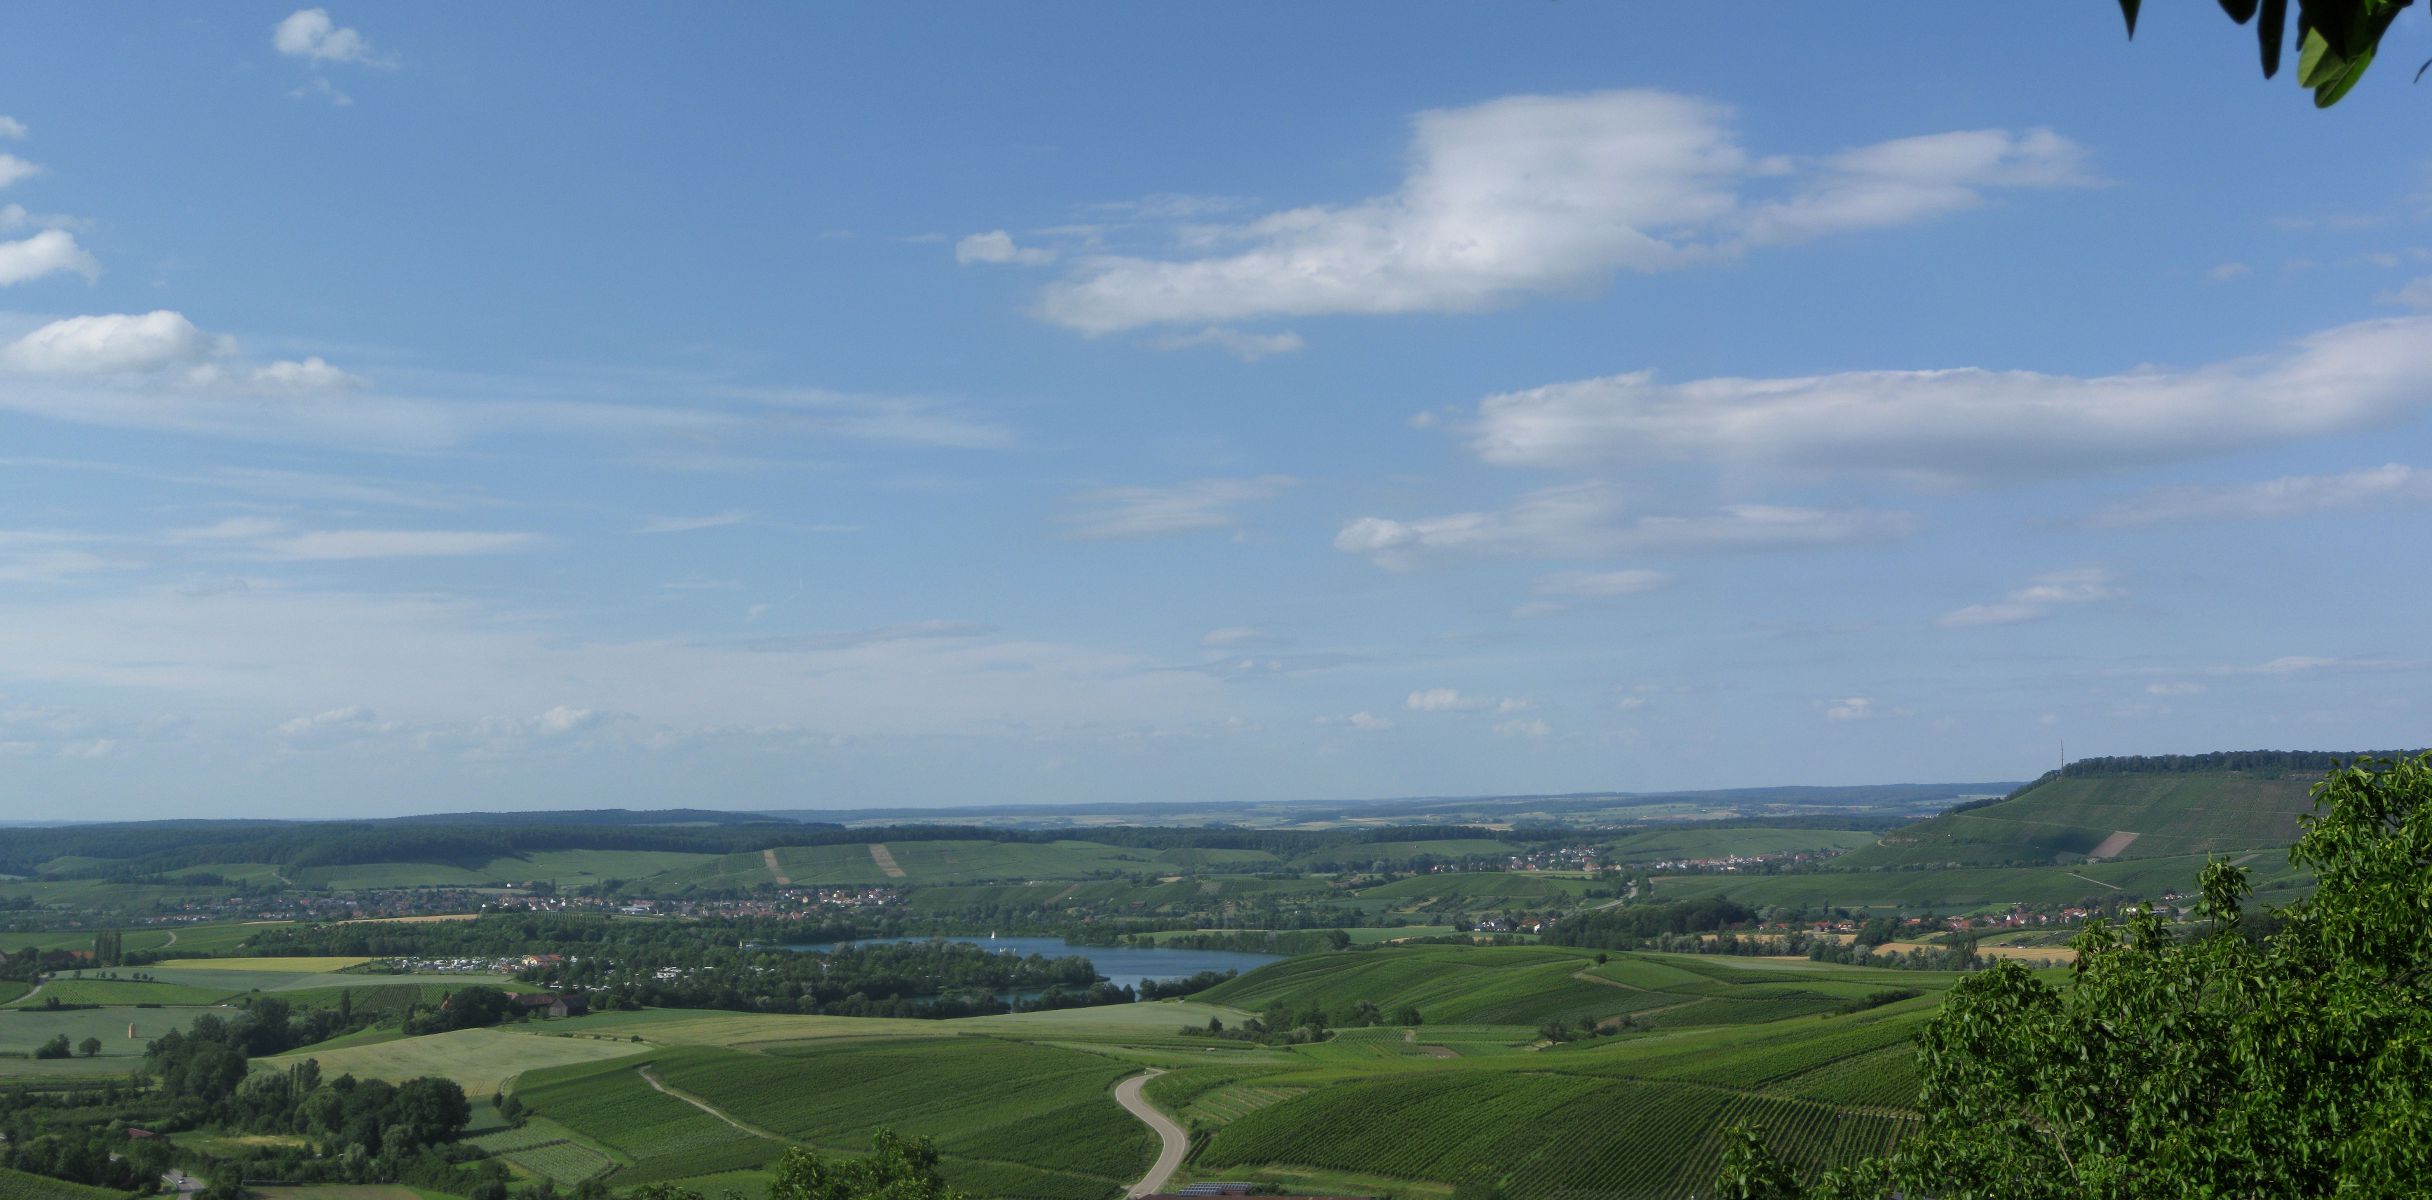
[260, 1027, 651, 1095]
[0, 1167, 127, 1200]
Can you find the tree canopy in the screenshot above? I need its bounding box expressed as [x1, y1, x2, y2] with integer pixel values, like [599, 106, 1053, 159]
[1721, 753, 2432, 1196]
[2119, 0, 2421, 106]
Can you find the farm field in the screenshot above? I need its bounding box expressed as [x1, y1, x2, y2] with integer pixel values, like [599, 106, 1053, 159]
[1598, 826, 1879, 861]
[259, 1027, 651, 1095]
[0, 1005, 211, 1060]
[515, 1045, 1166, 1198]
[0, 1166, 126, 1200]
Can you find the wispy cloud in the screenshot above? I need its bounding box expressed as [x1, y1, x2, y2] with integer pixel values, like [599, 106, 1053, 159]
[1938, 567, 2119, 629]
[1336, 483, 1914, 570]
[1464, 315, 2432, 487]
[1060, 476, 1297, 539]
[637, 511, 750, 535]
[2087, 464, 2432, 526]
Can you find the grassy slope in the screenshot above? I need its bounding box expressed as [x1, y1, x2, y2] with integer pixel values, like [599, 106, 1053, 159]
[0, 1005, 213, 1059]
[515, 1038, 1153, 1199]
[1649, 849, 2316, 912]
[259, 1027, 650, 1095]
[1838, 771, 2317, 869]
[0, 1167, 128, 1200]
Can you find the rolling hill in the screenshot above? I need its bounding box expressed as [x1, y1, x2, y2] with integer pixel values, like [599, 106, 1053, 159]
[1831, 752, 2378, 870]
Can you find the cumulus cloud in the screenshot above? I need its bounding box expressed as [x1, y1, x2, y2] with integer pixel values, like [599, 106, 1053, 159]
[2087, 464, 2432, 526]
[1032, 91, 2088, 334]
[1059, 475, 1297, 539]
[1937, 567, 2119, 629]
[0, 229, 100, 286]
[1, 311, 218, 373]
[273, 8, 389, 66]
[0, 154, 38, 189]
[273, 704, 397, 749]
[1822, 697, 1874, 721]
[0, 117, 25, 141]
[1465, 316, 2432, 486]
[1147, 327, 1306, 361]
[955, 230, 1056, 266]
[243, 356, 365, 394]
[1335, 483, 1913, 570]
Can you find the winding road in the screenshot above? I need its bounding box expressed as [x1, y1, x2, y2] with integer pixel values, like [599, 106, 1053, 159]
[1114, 1069, 1187, 1198]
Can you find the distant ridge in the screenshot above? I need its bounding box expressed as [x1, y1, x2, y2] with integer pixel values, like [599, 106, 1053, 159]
[1836, 749, 2415, 871]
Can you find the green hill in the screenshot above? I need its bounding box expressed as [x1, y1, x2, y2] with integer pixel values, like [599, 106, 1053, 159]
[1838, 758, 2339, 870]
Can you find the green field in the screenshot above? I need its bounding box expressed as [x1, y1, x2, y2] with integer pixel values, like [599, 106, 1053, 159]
[0, 1167, 127, 1200]
[0, 1005, 211, 1061]
[260, 1027, 651, 1095]
[1647, 850, 2313, 912]
[1599, 826, 1880, 861]
[508, 1033, 1174, 1196]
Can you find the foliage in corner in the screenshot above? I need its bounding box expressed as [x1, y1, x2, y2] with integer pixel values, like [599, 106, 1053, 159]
[2117, 0, 2421, 106]
[1720, 753, 2432, 1197]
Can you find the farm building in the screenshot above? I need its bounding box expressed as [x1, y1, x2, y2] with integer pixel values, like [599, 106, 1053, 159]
[513, 992, 589, 1018]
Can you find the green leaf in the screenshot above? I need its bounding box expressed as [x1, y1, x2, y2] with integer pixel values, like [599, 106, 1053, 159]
[2314, 41, 2377, 105]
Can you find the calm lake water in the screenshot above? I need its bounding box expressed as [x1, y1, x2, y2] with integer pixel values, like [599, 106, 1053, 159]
[781, 935, 1282, 991]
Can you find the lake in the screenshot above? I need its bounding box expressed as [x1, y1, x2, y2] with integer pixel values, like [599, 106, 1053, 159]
[780, 935, 1281, 991]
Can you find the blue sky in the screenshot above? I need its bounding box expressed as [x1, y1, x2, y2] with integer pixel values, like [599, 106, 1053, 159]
[3, 5, 2431, 819]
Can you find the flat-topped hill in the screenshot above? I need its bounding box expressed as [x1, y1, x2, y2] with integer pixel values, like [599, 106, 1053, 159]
[1834, 751, 2406, 870]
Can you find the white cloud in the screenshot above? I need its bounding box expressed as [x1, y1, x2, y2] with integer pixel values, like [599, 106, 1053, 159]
[1147, 327, 1306, 361]
[291, 77, 353, 108]
[254, 530, 541, 561]
[1060, 475, 1296, 539]
[273, 8, 389, 66]
[1033, 90, 2088, 334]
[2147, 682, 2206, 696]
[1465, 315, 2432, 486]
[0, 154, 39, 190]
[536, 705, 601, 736]
[1201, 626, 1279, 647]
[1514, 568, 1675, 617]
[1406, 688, 1532, 713]
[1535, 569, 1675, 598]
[1335, 483, 1913, 570]
[1937, 567, 2119, 629]
[0, 229, 100, 285]
[1317, 711, 1395, 732]
[1493, 717, 1551, 739]
[2377, 274, 2432, 309]
[273, 704, 396, 749]
[955, 230, 1056, 266]
[1822, 697, 1874, 721]
[0, 117, 25, 141]
[1, 311, 217, 373]
[2088, 464, 2432, 526]
[637, 511, 751, 534]
[2208, 261, 2253, 283]
[245, 356, 365, 393]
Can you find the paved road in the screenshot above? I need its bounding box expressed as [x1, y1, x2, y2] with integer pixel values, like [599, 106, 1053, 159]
[1114, 1069, 1186, 1198]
